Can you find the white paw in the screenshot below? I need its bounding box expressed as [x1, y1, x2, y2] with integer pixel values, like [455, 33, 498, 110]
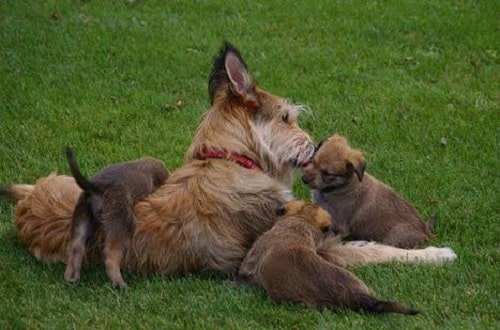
[423, 246, 457, 264]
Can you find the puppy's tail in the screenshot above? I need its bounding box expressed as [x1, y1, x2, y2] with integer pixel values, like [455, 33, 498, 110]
[361, 295, 418, 315]
[65, 146, 101, 194]
[0, 184, 34, 202]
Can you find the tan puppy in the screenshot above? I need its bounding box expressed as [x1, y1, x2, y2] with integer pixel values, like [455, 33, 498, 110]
[302, 134, 433, 248]
[239, 200, 418, 315]
[64, 147, 169, 288]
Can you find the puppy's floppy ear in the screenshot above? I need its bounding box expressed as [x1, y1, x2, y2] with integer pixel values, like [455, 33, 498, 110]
[347, 150, 366, 182]
[224, 47, 260, 111]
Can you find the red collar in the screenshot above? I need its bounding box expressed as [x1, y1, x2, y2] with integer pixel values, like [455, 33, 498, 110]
[196, 149, 262, 170]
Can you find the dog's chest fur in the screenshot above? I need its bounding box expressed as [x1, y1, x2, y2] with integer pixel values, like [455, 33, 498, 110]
[131, 160, 294, 274]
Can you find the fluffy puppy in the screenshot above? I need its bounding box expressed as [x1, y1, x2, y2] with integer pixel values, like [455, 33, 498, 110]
[64, 147, 169, 288]
[238, 200, 418, 315]
[301, 134, 433, 248]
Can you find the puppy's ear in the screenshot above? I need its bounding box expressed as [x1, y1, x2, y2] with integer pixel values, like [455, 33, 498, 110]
[275, 205, 286, 216]
[347, 150, 366, 182]
[224, 47, 260, 111]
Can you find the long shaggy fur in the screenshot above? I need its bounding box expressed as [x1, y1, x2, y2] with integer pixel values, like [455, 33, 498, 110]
[4, 43, 456, 281]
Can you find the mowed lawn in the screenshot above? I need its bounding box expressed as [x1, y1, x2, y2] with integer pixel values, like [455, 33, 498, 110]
[0, 0, 498, 329]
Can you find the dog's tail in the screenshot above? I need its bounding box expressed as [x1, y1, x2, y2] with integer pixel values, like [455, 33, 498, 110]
[360, 295, 419, 315]
[426, 214, 438, 233]
[0, 184, 35, 202]
[65, 146, 101, 195]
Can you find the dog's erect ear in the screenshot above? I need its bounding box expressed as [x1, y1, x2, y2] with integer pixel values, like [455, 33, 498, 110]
[225, 51, 250, 96]
[347, 150, 366, 182]
[224, 50, 260, 110]
[209, 43, 260, 110]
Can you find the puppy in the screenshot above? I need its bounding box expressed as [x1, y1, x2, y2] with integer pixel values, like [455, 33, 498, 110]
[238, 200, 418, 315]
[301, 134, 433, 248]
[64, 147, 169, 288]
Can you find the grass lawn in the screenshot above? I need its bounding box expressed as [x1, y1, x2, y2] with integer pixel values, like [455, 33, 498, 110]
[0, 0, 498, 328]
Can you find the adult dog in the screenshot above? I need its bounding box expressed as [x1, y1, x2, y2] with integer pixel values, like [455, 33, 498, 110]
[1, 43, 456, 279]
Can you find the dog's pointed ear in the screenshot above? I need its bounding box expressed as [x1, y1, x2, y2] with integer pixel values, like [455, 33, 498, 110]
[225, 51, 250, 96]
[209, 43, 260, 110]
[224, 48, 260, 111]
[347, 150, 366, 182]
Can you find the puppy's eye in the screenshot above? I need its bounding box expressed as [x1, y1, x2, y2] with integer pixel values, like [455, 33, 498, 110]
[281, 113, 289, 123]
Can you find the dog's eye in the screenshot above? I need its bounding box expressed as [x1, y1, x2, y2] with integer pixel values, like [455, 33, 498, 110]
[281, 113, 289, 123]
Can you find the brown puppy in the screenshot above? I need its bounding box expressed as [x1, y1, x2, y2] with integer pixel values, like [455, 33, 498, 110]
[302, 134, 433, 249]
[64, 147, 169, 288]
[239, 200, 418, 315]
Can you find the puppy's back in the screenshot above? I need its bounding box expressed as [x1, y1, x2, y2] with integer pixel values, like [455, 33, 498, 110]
[103, 157, 169, 201]
[66, 148, 168, 200]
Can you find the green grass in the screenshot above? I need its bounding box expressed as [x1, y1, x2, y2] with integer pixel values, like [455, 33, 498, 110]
[1, 0, 498, 328]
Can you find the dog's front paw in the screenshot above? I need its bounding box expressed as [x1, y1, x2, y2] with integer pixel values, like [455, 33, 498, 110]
[64, 265, 80, 283]
[423, 246, 457, 264]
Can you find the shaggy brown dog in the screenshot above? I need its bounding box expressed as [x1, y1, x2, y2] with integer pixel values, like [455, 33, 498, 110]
[1, 43, 456, 285]
[302, 134, 433, 249]
[239, 200, 418, 315]
[64, 147, 169, 288]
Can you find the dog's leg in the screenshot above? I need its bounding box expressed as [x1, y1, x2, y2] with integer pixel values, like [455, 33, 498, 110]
[103, 238, 128, 289]
[318, 236, 456, 267]
[64, 200, 92, 283]
[101, 194, 135, 289]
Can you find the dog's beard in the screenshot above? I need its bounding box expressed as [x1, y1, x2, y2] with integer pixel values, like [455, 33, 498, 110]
[256, 120, 315, 169]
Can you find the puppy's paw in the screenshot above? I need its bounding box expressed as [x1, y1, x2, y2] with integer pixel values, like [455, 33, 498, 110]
[64, 266, 80, 283]
[109, 276, 129, 290]
[422, 246, 457, 264]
